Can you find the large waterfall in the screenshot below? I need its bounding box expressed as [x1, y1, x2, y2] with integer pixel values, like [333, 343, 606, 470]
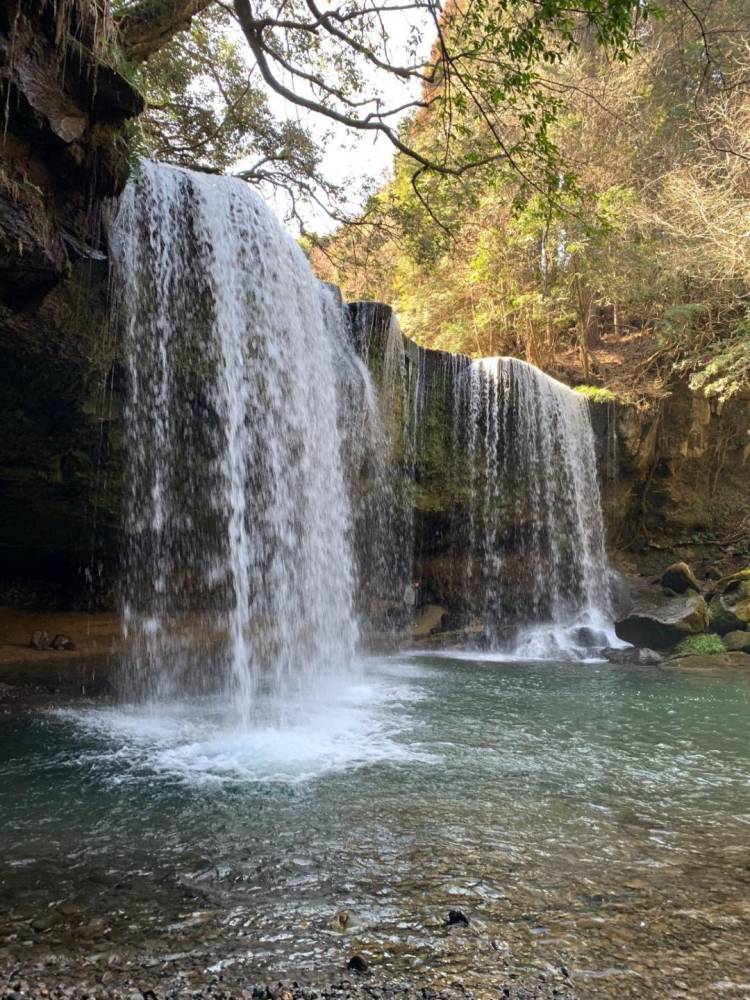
[111, 161, 391, 716]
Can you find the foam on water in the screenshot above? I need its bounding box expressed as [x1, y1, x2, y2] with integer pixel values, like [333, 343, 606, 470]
[50, 661, 430, 786]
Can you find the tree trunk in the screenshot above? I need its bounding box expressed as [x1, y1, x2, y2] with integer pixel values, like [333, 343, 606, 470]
[572, 263, 591, 380]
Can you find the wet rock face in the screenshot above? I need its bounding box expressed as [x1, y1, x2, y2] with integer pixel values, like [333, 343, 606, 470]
[0, 0, 142, 307]
[0, 0, 141, 605]
[589, 385, 750, 579]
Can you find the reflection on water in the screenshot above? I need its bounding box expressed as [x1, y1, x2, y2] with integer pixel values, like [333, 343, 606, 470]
[1, 654, 750, 997]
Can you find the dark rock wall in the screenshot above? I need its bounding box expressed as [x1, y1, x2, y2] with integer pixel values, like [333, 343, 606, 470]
[0, 0, 140, 605]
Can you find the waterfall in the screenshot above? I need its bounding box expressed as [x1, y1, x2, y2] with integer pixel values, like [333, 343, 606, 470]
[111, 161, 615, 688]
[450, 357, 613, 655]
[111, 161, 380, 716]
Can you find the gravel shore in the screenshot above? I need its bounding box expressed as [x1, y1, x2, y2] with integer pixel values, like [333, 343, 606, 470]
[0, 971, 577, 1000]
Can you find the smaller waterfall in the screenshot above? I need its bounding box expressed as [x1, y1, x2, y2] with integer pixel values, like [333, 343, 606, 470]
[450, 357, 614, 656]
[347, 303, 419, 637]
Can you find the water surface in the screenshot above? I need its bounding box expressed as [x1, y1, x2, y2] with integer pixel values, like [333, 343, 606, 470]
[2, 654, 749, 997]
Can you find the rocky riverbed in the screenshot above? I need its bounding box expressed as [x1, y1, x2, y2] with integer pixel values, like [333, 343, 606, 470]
[0, 968, 576, 1000]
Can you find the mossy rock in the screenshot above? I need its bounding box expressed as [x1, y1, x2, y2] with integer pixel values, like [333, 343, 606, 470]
[574, 385, 616, 403]
[708, 568, 750, 633]
[723, 630, 750, 653]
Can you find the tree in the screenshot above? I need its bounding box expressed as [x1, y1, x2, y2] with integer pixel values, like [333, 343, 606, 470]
[112, 0, 655, 222]
[312, 0, 750, 401]
[122, 3, 333, 208]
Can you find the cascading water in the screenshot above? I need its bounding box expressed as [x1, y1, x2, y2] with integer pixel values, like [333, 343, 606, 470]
[112, 160, 383, 718]
[111, 161, 616, 694]
[450, 356, 615, 657]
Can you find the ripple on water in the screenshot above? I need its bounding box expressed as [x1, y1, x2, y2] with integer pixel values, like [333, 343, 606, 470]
[2, 653, 750, 999]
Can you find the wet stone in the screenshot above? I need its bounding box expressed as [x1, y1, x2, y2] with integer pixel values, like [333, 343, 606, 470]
[30, 630, 52, 650]
[346, 956, 368, 974]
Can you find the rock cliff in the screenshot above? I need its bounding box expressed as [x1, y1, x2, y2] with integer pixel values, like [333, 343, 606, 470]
[0, 0, 141, 604]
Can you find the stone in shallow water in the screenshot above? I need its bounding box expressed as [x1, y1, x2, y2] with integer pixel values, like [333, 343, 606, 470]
[30, 630, 51, 650]
[328, 910, 350, 932]
[604, 646, 663, 666]
[50, 634, 76, 651]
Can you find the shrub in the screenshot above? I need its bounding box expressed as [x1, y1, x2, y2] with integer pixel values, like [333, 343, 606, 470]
[675, 633, 725, 655]
[574, 384, 616, 403]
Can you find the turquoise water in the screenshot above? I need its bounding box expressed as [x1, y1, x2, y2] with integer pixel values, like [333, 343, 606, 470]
[1, 654, 750, 996]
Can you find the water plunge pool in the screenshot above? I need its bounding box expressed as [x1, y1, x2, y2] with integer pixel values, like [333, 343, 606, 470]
[2, 654, 749, 997]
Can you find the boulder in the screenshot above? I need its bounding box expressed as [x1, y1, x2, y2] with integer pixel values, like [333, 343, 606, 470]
[660, 561, 700, 594]
[723, 630, 750, 653]
[604, 646, 663, 666]
[708, 569, 750, 633]
[615, 592, 708, 649]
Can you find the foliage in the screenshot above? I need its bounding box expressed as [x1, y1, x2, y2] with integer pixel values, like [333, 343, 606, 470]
[115, 5, 333, 210]
[312, 0, 750, 400]
[113, 0, 657, 224]
[684, 325, 750, 403]
[574, 385, 615, 403]
[675, 634, 725, 656]
[111, 0, 750, 402]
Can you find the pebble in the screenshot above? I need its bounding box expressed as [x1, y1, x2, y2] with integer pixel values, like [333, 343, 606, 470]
[1, 973, 577, 1000]
[346, 956, 368, 974]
